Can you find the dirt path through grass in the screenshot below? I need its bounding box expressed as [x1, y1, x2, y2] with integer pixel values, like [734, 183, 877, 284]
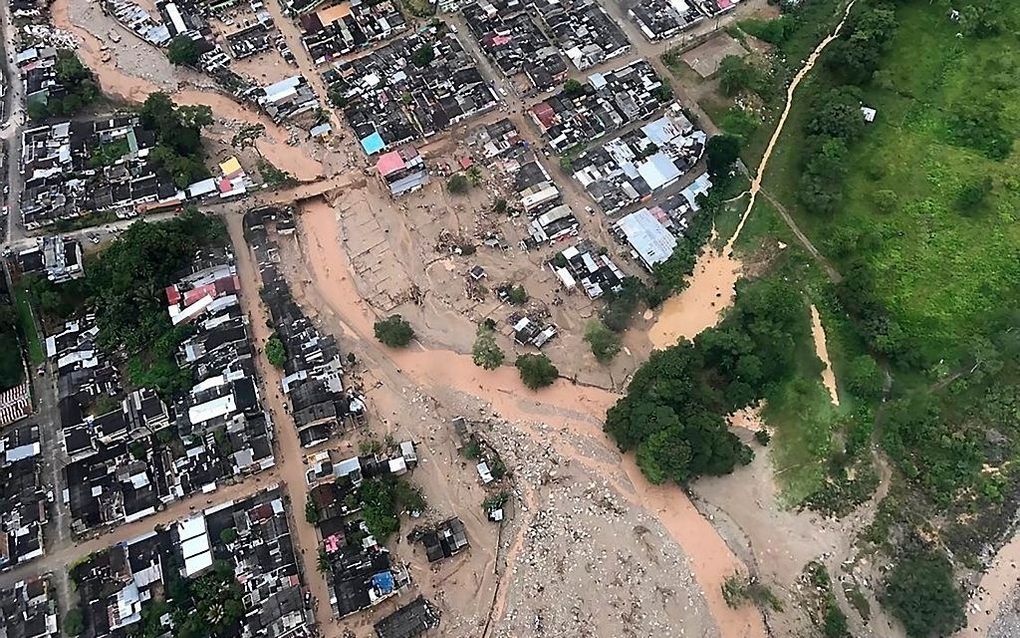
[727, 0, 858, 253]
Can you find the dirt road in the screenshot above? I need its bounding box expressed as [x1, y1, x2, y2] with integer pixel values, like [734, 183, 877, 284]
[225, 213, 336, 626]
[727, 0, 858, 251]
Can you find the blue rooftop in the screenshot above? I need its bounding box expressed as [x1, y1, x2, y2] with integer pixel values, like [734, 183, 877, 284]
[360, 132, 385, 155]
[372, 571, 395, 594]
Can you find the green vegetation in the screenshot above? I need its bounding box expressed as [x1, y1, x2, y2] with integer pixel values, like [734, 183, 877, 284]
[803, 562, 850, 638]
[883, 546, 965, 637]
[358, 476, 425, 541]
[694, 0, 849, 164]
[88, 138, 131, 168]
[402, 0, 435, 17]
[305, 495, 320, 524]
[447, 174, 470, 194]
[411, 44, 435, 67]
[706, 134, 742, 181]
[722, 0, 1020, 628]
[374, 315, 414, 347]
[259, 160, 296, 188]
[506, 284, 528, 305]
[88, 209, 227, 395]
[608, 277, 816, 484]
[482, 491, 509, 513]
[219, 527, 237, 545]
[168, 35, 201, 66]
[167, 561, 245, 638]
[27, 50, 99, 120]
[722, 573, 783, 612]
[472, 327, 505, 370]
[514, 353, 558, 390]
[563, 78, 585, 98]
[584, 320, 620, 364]
[265, 335, 286, 368]
[12, 281, 45, 366]
[63, 608, 84, 637]
[141, 92, 213, 188]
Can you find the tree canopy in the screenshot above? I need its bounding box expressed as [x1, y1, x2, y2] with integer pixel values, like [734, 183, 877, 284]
[88, 209, 227, 395]
[472, 327, 505, 370]
[706, 134, 742, 182]
[140, 93, 213, 188]
[411, 44, 435, 67]
[883, 547, 965, 637]
[607, 278, 807, 484]
[515, 353, 558, 390]
[584, 320, 621, 364]
[28, 50, 98, 120]
[374, 315, 414, 347]
[265, 335, 286, 368]
[168, 36, 201, 66]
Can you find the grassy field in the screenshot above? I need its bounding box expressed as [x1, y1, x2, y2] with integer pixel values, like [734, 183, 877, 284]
[764, 1, 1020, 364]
[14, 285, 45, 366]
[729, 199, 868, 503]
[688, 0, 849, 168]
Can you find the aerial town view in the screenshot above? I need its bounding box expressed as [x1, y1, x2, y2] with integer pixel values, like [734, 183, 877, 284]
[0, 0, 1016, 636]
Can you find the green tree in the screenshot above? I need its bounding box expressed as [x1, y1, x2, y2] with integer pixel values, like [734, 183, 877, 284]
[960, 1, 1004, 37]
[507, 284, 528, 305]
[718, 55, 757, 97]
[823, 603, 850, 638]
[515, 353, 559, 390]
[584, 320, 621, 363]
[219, 528, 238, 545]
[27, 101, 49, 121]
[563, 78, 585, 98]
[806, 87, 865, 142]
[316, 549, 330, 573]
[706, 134, 742, 182]
[305, 496, 320, 524]
[265, 335, 286, 367]
[955, 177, 993, 214]
[472, 328, 505, 370]
[845, 355, 882, 400]
[374, 315, 414, 347]
[63, 609, 84, 637]
[883, 547, 965, 638]
[359, 477, 401, 541]
[635, 413, 693, 484]
[168, 35, 201, 66]
[447, 174, 470, 194]
[411, 44, 435, 67]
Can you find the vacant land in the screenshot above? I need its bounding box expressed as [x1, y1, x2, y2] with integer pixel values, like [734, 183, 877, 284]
[766, 3, 1020, 362]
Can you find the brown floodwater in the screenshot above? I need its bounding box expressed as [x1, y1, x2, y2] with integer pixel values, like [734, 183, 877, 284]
[50, 0, 323, 180]
[810, 304, 840, 406]
[298, 199, 767, 638]
[648, 238, 743, 350]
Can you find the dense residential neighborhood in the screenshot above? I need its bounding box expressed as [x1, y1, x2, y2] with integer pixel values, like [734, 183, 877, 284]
[1, 0, 1017, 637]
